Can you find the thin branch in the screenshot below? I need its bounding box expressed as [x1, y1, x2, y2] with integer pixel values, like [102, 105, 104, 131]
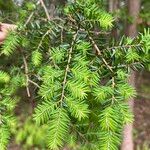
[88, 35, 113, 72]
[22, 54, 31, 97]
[24, 1, 40, 26]
[104, 44, 141, 51]
[112, 77, 115, 88]
[37, 29, 51, 50]
[39, 0, 51, 20]
[59, 31, 79, 106]
[61, 28, 64, 43]
[111, 77, 116, 104]
[28, 79, 40, 88]
[72, 125, 88, 143]
[24, 12, 34, 26]
[79, 29, 110, 35]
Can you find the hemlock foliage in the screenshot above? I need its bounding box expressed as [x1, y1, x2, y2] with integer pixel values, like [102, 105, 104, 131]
[0, 0, 150, 149]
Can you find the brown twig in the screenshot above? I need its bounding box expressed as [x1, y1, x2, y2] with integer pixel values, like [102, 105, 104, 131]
[39, 0, 51, 20]
[104, 44, 141, 51]
[88, 35, 113, 73]
[24, 12, 35, 26]
[37, 29, 51, 50]
[24, 1, 40, 26]
[22, 54, 31, 97]
[111, 77, 116, 104]
[71, 124, 88, 142]
[60, 28, 64, 43]
[28, 79, 40, 88]
[79, 29, 110, 35]
[59, 31, 79, 106]
[112, 77, 115, 88]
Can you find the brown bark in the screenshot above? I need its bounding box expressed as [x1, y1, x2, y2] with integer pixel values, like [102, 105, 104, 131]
[125, 0, 141, 37]
[121, 0, 140, 150]
[121, 71, 136, 150]
[108, 0, 120, 39]
[109, 0, 119, 13]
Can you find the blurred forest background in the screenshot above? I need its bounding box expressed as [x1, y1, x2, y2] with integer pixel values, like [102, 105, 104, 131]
[0, 0, 150, 150]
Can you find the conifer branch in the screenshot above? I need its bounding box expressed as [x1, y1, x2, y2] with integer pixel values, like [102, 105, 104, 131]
[59, 31, 79, 106]
[24, 1, 40, 26]
[39, 0, 51, 20]
[79, 29, 110, 35]
[104, 44, 141, 51]
[88, 34, 113, 72]
[71, 124, 88, 142]
[37, 29, 51, 50]
[24, 12, 34, 26]
[28, 79, 40, 88]
[1, 1, 149, 149]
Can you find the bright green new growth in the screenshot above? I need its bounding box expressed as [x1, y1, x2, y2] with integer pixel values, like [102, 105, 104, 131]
[0, 0, 150, 149]
[0, 126, 10, 150]
[0, 71, 10, 83]
[32, 50, 43, 66]
[47, 108, 70, 149]
[1, 31, 20, 56]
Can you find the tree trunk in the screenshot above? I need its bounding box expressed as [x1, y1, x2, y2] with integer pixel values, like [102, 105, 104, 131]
[108, 0, 119, 39]
[121, 71, 136, 150]
[125, 0, 140, 37]
[121, 0, 140, 150]
[109, 0, 119, 13]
